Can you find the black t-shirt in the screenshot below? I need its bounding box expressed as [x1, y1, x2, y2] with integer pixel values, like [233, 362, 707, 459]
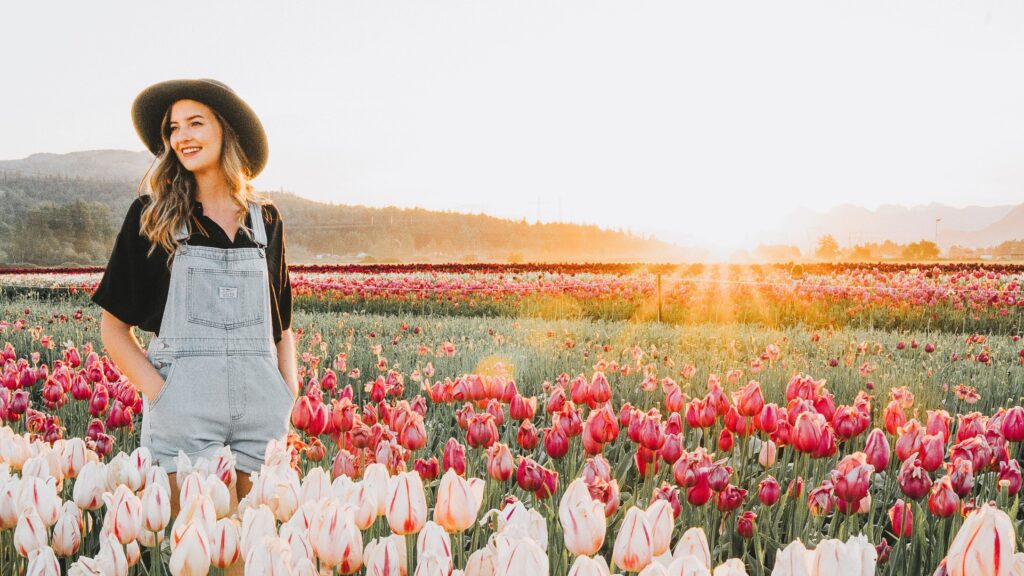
[90, 195, 292, 344]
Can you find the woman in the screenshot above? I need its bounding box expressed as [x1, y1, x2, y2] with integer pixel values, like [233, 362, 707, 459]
[91, 79, 297, 520]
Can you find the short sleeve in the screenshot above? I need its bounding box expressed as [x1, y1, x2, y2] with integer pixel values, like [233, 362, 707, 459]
[90, 197, 155, 327]
[264, 202, 292, 344]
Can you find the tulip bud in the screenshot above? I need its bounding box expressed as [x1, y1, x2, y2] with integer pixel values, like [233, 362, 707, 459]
[442, 439, 467, 476]
[759, 440, 777, 468]
[387, 471, 428, 535]
[26, 546, 61, 576]
[434, 469, 484, 533]
[946, 504, 1015, 575]
[672, 527, 711, 569]
[737, 511, 757, 539]
[758, 476, 781, 506]
[928, 476, 959, 517]
[612, 507, 654, 573]
[15, 507, 48, 558]
[888, 499, 912, 538]
[864, 428, 891, 473]
[897, 458, 932, 500]
[208, 517, 241, 569]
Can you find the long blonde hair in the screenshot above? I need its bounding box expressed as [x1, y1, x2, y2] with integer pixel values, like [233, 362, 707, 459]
[137, 101, 271, 269]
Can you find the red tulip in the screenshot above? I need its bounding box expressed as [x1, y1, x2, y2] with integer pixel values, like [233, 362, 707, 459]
[928, 476, 959, 517]
[884, 400, 906, 435]
[947, 458, 974, 498]
[755, 403, 781, 434]
[888, 499, 913, 538]
[724, 405, 751, 436]
[831, 452, 873, 505]
[517, 420, 540, 450]
[733, 381, 764, 417]
[927, 409, 952, 442]
[758, 476, 781, 506]
[660, 433, 683, 465]
[509, 395, 537, 421]
[864, 428, 891, 472]
[485, 443, 514, 482]
[1000, 406, 1024, 442]
[919, 433, 945, 472]
[897, 457, 932, 500]
[414, 457, 440, 482]
[398, 414, 427, 451]
[806, 482, 835, 517]
[718, 428, 734, 452]
[544, 426, 569, 459]
[737, 511, 757, 538]
[792, 412, 824, 454]
[467, 413, 498, 449]
[638, 414, 665, 451]
[998, 459, 1022, 495]
[442, 439, 466, 476]
[685, 474, 712, 507]
[589, 371, 612, 404]
[895, 420, 924, 462]
[715, 485, 747, 512]
[831, 406, 861, 440]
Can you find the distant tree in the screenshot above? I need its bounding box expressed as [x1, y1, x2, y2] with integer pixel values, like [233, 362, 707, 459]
[815, 235, 840, 260]
[753, 244, 802, 262]
[901, 240, 940, 260]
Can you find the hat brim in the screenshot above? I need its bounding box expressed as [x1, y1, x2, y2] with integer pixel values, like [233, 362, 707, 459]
[131, 79, 268, 178]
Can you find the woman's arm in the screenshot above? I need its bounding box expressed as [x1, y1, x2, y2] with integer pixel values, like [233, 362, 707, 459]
[276, 328, 299, 398]
[99, 310, 165, 403]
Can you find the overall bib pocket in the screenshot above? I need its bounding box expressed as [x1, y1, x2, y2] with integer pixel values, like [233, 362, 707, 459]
[186, 268, 267, 330]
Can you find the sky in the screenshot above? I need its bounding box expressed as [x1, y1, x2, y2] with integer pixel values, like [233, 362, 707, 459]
[3, 1, 1024, 250]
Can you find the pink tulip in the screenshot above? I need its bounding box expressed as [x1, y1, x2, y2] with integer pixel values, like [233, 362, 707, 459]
[559, 478, 607, 556]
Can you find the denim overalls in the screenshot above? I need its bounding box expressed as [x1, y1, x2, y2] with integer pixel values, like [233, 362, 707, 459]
[140, 201, 293, 474]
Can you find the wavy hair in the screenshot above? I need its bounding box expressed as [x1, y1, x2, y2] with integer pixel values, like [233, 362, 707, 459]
[136, 100, 271, 270]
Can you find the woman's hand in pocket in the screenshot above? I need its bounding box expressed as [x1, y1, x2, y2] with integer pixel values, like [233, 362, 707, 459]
[139, 367, 165, 404]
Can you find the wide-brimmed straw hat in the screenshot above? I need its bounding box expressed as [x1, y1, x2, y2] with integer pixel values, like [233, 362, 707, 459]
[131, 78, 268, 177]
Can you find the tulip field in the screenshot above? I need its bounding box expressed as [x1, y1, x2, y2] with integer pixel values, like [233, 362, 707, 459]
[2, 263, 1024, 575]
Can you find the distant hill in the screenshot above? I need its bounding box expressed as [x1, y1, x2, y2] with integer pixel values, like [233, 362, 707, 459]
[761, 202, 1020, 251]
[0, 150, 696, 265]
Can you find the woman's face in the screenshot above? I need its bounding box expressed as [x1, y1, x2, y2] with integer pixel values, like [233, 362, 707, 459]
[168, 99, 223, 175]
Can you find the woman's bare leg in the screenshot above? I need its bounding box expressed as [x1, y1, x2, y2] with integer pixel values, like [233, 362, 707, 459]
[224, 470, 252, 576]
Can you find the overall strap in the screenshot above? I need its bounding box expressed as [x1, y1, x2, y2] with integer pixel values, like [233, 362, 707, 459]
[173, 216, 190, 243]
[249, 201, 268, 248]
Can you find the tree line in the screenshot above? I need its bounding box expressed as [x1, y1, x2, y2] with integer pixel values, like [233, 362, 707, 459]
[0, 172, 690, 266]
